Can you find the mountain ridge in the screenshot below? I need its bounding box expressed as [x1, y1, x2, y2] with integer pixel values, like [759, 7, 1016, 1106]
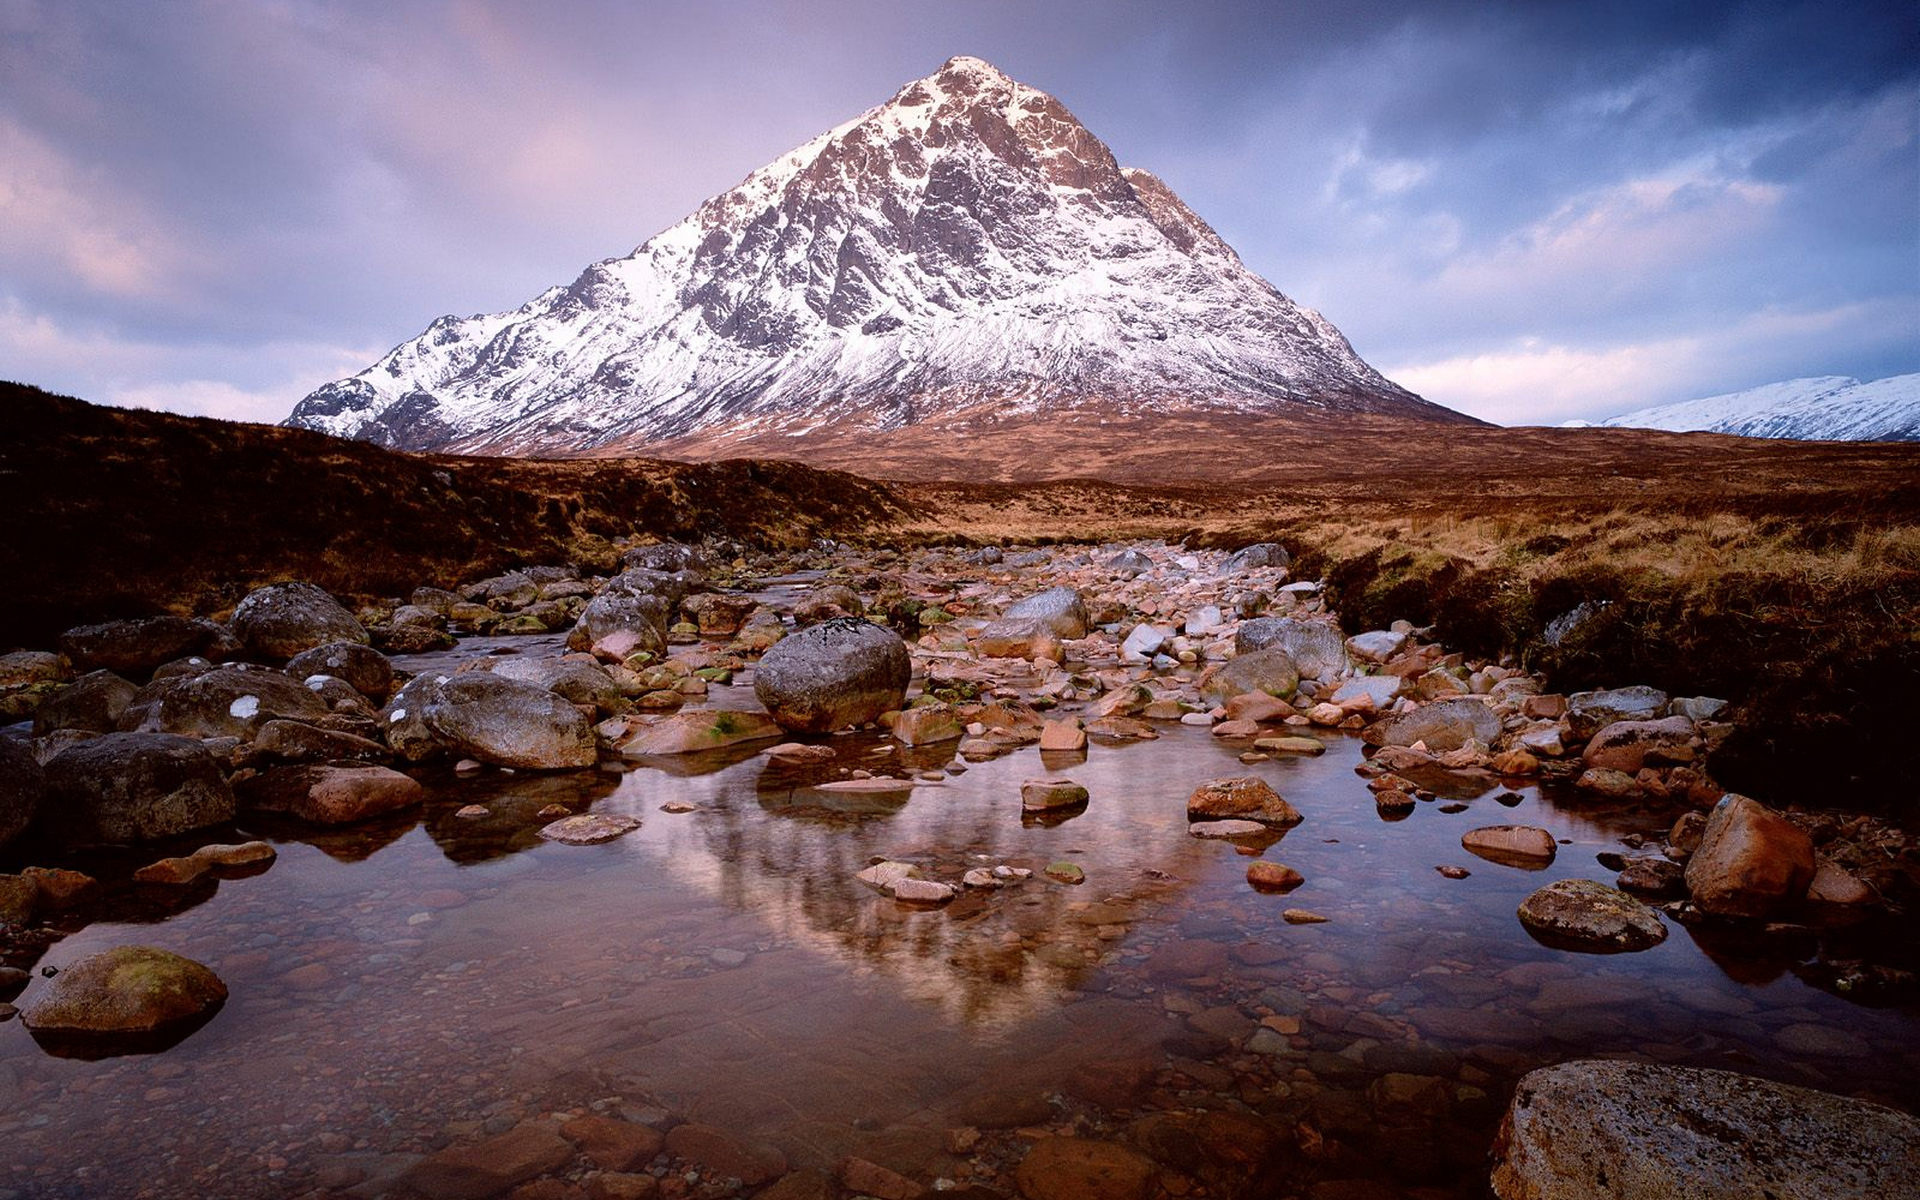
[285, 55, 1470, 455]
[1579, 372, 1920, 442]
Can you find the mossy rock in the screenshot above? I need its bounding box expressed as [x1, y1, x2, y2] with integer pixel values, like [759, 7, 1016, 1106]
[21, 944, 227, 1059]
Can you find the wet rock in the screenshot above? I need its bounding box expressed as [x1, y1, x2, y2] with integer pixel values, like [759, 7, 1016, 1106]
[251, 719, 390, 763]
[0, 874, 37, 924]
[792, 583, 863, 625]
[391, 673, 598, 769]
[285, 641, 393, 701]
[617, 709, 783, 756]
[1014, 1137, 1154, 1200]
[683, 592, 756, 637]
[0, 735, 46, 851]
[1616, 856, 1686, 897]
[621, 541, 704, 573]
[1246, 861, 1304, 892]
[1345, 630, 1408, 663]
[560, 1113, 662, 1170]
[1564, 685, 1670, 741]
[662, 1122, 787, 1187]
[231, 581, 367, 661]
[1187, 777, 1302, 827]
[20, 945, 226, 1056]
[1044, 861, 1087, 884]
[1119, 623, 1168, 662]
[242, 764, 424, 825]
[1222, 542, 1289, 573]
[1189, 818, 1274, 840]
[401, 1120, 575, 1200]
[1806, 859, 1874, 906]
[1581, 714, 1695, 772]
[130, 665, 330, 739]
[1039, 718, 1086, 751]
[1003, 586, 1090, 638]
[976, 616, 1063, 661]
[892, 704, 965, 746]
[1517, 879, 1667, 952]
[489, 657, 627, 715]
[1198, 648, 1299, 703]
[754, 618, 910, 734]
[1236, 616, 1348, 679]
[1329, 674, 1403, 710]
[837, 1157, 923, 1200]
[1490, 1060, 1920, 1200]
[32, 669, 138, 735]
[1461, 826, 1557, 869]
[855, 861, 922, 895]
[1254, 735, 1325, 755]
[1670, 810, 1708, 854]
[1684, 792, 1815, 918]
[40, 732, 235, 846]
[1022, 778, 1089, 812]
[1363, 697, 1500, 752]
[58, 615, 227, 676]
[893, 877, 956, 904]
[568, 592, 670, 662]
[538, 813, 641, 845]
[1283, 908, 1329, 924]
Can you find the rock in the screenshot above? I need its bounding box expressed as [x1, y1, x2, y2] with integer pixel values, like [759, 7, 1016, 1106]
[242, 764, 424, 824]
[1283, 908, 1329, 924]
[1236, 617, 1349, 679]
[0, 649, 70, 689]
[1345, 630, 1408, 663]
[1670, 809, 1708, 854]
[1672, 695, 1729, 722]
[231, 581, 367, 661]
[1490, 1060, 1920, 1200]
[1198, 648, 1299, 702]
[1038, 719, 1086, 751]
[40, 732, 235, 846]
[560, 1114, 662, 1171]
[683, 592, 757, 636]
[1187, 777, 1302, 827]
[568, 592, 669, 662]
[1120, 624, 1167, 662]
[1044, 861, 1086, 884]
[618, 710, 783, 756]
[130, 665, 330, 739]
[792, 583, 863, 625]
[1306, 702, 1345, 726]
[976, 616, 1064, 661]
[1329, 675, 1403, 710]
[0, 874, 37, 924]
[1247, 861, 1304, 892]
[1565, 685, 1670, 740]
[285, 641, 393, 701]
[1254, 735, 1325, 755]
[1575, 767, 1642, 798]
[892, 704, 965, 746]
[1222, 542, 1289, 573]
[1581, 715, 1695, 772]
[539, 813, 641, 844]
[197, 840, 276, 867]
[1806, 859, 1874, 906]
[1462, 826, 1558, 869]
[1189, 819, 1274, 840]
[58, 616, 227, 676]
[0, 735, 47, 851]
[1684, 793, 1815, 918]
[415, 673, 599, 769]
[1022, 779, 1089, 812]
[1003, 586, 1090, 638]
[1183, 605, 1225, 636]
[251, 719, 390, 763]
[1616, 856, 1687, 896]
[892, 877, 956, 904]
[20, 945, 226, 1055]
[1014, 1137, 1155, 1200]
[753, 618, 910, 734]
[32, 669, 138, 735]
[837, 1157, 922, 1200]
[1362, 697, 1500, 752]
[1106, 548, 1153, 575]
[855, 861, 922, 894]
[662, 1123, 786, 1187]
[1516, 879, 1667, 952]
[401, 1120, 576, 1200]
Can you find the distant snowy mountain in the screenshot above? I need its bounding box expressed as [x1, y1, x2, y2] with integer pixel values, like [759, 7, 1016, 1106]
[1587, 373, 1920, 441]
[285, 55, 1467, 456]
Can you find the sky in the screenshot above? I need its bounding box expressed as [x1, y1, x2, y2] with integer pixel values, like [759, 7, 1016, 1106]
[0, 0, 1914, 427]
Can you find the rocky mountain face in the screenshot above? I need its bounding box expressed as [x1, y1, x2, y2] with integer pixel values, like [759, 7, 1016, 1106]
[1584, 373, 1920, 442]
[286, 56, 1467, 456]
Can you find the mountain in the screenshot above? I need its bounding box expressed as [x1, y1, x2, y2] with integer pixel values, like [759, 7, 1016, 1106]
[285, 55, 1468, 457]
[1584, 373, 1920, 442]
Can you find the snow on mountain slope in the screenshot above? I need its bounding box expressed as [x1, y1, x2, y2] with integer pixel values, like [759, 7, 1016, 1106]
[285, 55, 1467, 456]
[1593, 374, 1920, 442]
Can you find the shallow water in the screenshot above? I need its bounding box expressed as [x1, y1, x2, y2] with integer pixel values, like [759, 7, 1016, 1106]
[4, 666, 1916, 1198]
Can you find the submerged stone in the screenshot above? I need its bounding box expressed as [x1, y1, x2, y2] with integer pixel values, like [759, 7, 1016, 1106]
[21, 945, 227, 1058]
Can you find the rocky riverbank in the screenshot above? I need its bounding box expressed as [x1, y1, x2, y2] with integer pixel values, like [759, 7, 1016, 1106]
[2, 533, 1915, 1198]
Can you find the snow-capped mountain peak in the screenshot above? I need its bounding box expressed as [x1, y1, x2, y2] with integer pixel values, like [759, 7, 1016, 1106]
[286, 56, 1467, 455]
[1589, 373, 1920, 442]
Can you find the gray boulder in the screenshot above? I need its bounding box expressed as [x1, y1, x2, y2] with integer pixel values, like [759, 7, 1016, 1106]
[1199, 648, 1300, 702]
[1492, 1060, 1920, 1199]
[125, 666, 329, 740]
[33, 669, 138, 735]
[1003, 587, 1090, 639]
[567, 591, 669, 662]
[488, 657, 627, 715]
[1345, 630, 1408, 663]
[57, 615, 228, 676]
[1105, 549, 1153, 577]
[1516, 879, 1667, 952]
[231, 581, 368, 661]
[381, 672, 596, 769]
[40, 732, 236, 846]
[754, 618, 911, 734]
[621, 542, 705, 573]
[286, 641, 394, 702]
[1236, 617, 1349, 679]
[1565, 685, 1670, 740]
[0, 735, 46, 851]
[1363, 697, 1501, 752]
[1221, 542, 1289, 573]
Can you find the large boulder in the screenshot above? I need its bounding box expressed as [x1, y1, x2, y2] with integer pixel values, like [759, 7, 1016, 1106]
[1187, 777, 1302, 828]
[1581, 715, 1695, 772]
[1565, 685, 1669, 741]
[1330, 674, 1405, 711]
[1684, 792, 1815, 918]
[1516, 879, 1667, 952]
[1002, 587, 1090, 639]
[488, 657, 627, 715]
[792, 584, 864, 625]
[1198, 648, 1299, 703]
[976, 617, 1064, 661]
[1106, 548, 1153, 576]
[621, 542, 705, 574]
[0, 735, 46, 852]
[20, 944, 228, 1057]
[231, 581, 368, 661]
[384, 673, 597, 770]
[241, 763, 425, 824]
[40, 732, 235, 846]
[1221, 542, 1289, 573]
[753, 618, 910, 734]
[1236, 617, 1349, 680]
[1491, 1060, 1920, 1199]
[615, 710, 785, 756]
[32, 669, 138, 735]
[1363, 697, 1501, 752]
[567, 592, 669, 662]
[285, 641, 394, 702]
[57, 615, 228, 676]
[126, 665, 330, 740]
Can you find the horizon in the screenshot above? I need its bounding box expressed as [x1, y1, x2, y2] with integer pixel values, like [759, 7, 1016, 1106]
[2, 1, 1914, 429]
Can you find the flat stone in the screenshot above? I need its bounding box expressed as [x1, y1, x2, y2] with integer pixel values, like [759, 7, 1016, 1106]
[1189, 819, 1272, 840]
[1462, 825, 1558, 869]
[1021, 778, 1089, 811]
[892, 877, 956, 904]
[1517, 879, 1667, 953]
[1246, 862, 1304, 893]
[662, 1123, 787, 1187]
[1014, 1137, 1155, 1200]
[538, 814, 641, 845]
[1491, 1060, 1920, 1199]
[618, 710, 783, 756]
[1187, 776, 1301, 827]
[401, 1120, 574, 1200]
[559, 1114, 663, 1171]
